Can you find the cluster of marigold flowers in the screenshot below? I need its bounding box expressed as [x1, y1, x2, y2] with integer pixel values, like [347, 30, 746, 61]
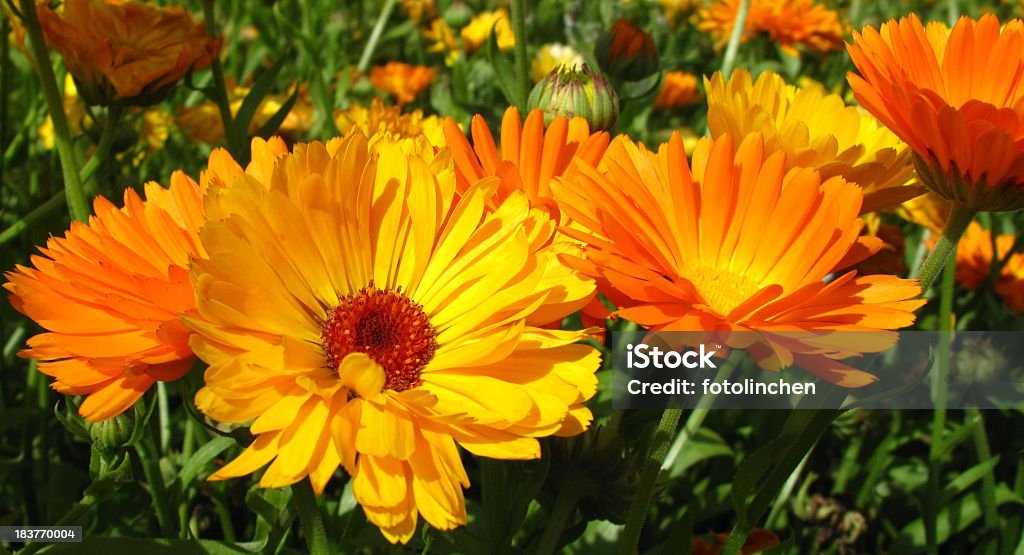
[6, 0, 1024, 545]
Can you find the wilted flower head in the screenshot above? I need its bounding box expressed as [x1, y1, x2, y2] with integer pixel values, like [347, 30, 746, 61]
[595, 18, 659, 83]
[849, 14, 1024, 212]
[706, 70, 921, 214]
[38, 0, 221, 106]
[528, 64, 619, 132]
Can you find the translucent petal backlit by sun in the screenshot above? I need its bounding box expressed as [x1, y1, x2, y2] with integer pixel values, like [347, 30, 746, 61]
[442, 106, 610, 211]
[186, 134, 600, 543]
[698, 0, 845, 56]
[706, 70, 922, 214]
[848, 14, 1024, 211]
[552, 132, 925, 387]
[37, 0, 221, 106]
[4, 174, 205, 422]
[334, 98, 447, 147]
[369, 62, 437, 105]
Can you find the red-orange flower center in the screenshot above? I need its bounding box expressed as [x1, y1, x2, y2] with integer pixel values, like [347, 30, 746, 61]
[321, 284, 437, 392]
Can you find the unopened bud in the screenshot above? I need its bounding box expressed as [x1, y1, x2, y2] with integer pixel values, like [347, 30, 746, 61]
[528, 64, 619, 131]
[595, 18, 659, 83]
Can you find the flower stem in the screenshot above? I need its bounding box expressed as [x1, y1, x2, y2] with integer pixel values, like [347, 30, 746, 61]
[78, 104, 124, 187]
[720, 0, 750, 78]
[357, 0, 398, 73]
[536, 476, 581, 555]
[133, 430, 177, 537]
[510, 0, 530, 109]
[292, 479, 330, 555]
[617, 408, 683, 555]
[925, 255, 955, 554]
[913, 203, 976, 294]
[662, 356, 739, 471]
[0, 190, 65, 245]
[17, 0, 89, 221]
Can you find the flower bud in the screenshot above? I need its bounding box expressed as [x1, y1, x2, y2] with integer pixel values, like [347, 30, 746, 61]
[443, 1, 474, 29]
[595, 18, 659, 83]
[528, 64, 619, 131]
[88, 408, 138, 450]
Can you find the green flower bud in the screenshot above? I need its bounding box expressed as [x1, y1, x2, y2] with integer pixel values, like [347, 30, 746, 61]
[527, 64, 619, 131]
[595, 18, 659, 83]
[88, 409, 137, 450]
[443, 2, 473, 29]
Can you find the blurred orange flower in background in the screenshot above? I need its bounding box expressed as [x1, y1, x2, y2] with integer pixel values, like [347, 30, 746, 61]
[37, 0, 221, 106]
[654, 70, 701, 109]
[699, 0, 845, 56]
[848, 14, 1024, 212]
[3, 175, 205, 421]
[946, 222, 1015, 290]
[553, 132, 925, 386]
[369, 62, 437, 104]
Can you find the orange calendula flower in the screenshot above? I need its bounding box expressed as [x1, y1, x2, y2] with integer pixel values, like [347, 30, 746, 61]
[369, 62, 437, 105]
[442, 106, 610, 211]
[997, 252, 1024, 313]
[654, 70, 701, 109]
[699, 0, 845, 56]
[461, 9, 515, 52]
[553, 132, 925, 386]
[188, 134, 600, 543]
[37, 0, 221, 106]
[848, 14, 1024, 212]
[706, 70, 921, 214]
[334, 99, 447, 147]
[4, 175, 205, 422]
[945, 221, 1015, 290]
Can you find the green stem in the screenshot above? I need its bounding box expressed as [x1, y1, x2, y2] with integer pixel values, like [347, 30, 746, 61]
[536, 477, 581, 555]
[617, 408, 683, 555]
[947, 0, 960, 27]
[292, 479, 330, 555]
[914, 203, 975, 293]
[78, 104, 124, 187]
[720, 0, 750, 78]
[199, 0, 244, 160]
[0, 191, 65, 245]
[17, 491, 99, 555]
[509, 0, 530, 109]
[17, 0, 88, 221]
[925, 255, 956, 554]
[967, 408, 999, 545]
[662, 357, 739, 471]
[356, 0, 397, 73]
[133, 434, 176, 537]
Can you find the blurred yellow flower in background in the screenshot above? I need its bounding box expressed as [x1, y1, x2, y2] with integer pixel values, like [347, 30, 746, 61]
[38, 75, 87, 150]
[424, 18, 459, 64]
[699, 0, 845, 56]
[706, 70, 922, 214]
[531, 43, 584, 82]
[400, 0, 436, 23]
[658, 0, 702, 25]
[461, 9, 515, 52]
[899, 192, 950, 235]
[176, 81, 313, 145]
[654, 70, 701, 109]
[37, 0, 221, 106]
[369, 62, 437, 104]
[188, 134, 599, 543]
[334, 99, 447, 147]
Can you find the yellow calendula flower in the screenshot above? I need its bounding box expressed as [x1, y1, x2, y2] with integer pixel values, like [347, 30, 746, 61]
[334, 99, 447, 147]
[176, 82, 314, 145]
[706, 70, 923, 214]
[531, 43, 584, 82]
[400, 0, 436, 23]
[461, 9, 515, 52]
[188, 135, 600, 543]
[654, 70, 701, 109]
[658, 0, 702, 25]
[369, 62, 436, 105]
[37, 0, 221, 106]
[424, 18, 459, 65]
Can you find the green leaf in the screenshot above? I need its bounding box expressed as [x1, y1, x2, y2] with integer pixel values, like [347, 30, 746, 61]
[254, 84, 300, 139]
[486, 24, 525, 110]
[233, 50, 293, 141]
[668, 427, 732, 478]
[941, 456, 1000, 506]
[48, 538, 264, 554]
[175, 436, 236, 490]
[896, 484, 1024, 551]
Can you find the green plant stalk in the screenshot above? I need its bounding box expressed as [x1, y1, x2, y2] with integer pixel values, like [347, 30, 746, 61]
[356, 0, 398, 73]
[925, 255, 955, 555]
[17, 0, 89, 222]
[0, 191, 66, 245]
[617, 408, 683, 555]
[536, 476, 581, 555]
[18, 490, 100, 555]
[292, 479, 330, 555]
[133, 434, 177, 537]
[720, 0, 750, 78]
[510, 0, 530, 110]
[199, 0, 245, 160]
[78, 103, 124, 187]
[914, 203, 976, 292]
[967, 407, 999, 551]
[947, 0, 960, 27]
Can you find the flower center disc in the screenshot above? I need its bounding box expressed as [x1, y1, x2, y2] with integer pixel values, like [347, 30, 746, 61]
[321, 284, 437, 392]
[686, 265, 763, 316]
